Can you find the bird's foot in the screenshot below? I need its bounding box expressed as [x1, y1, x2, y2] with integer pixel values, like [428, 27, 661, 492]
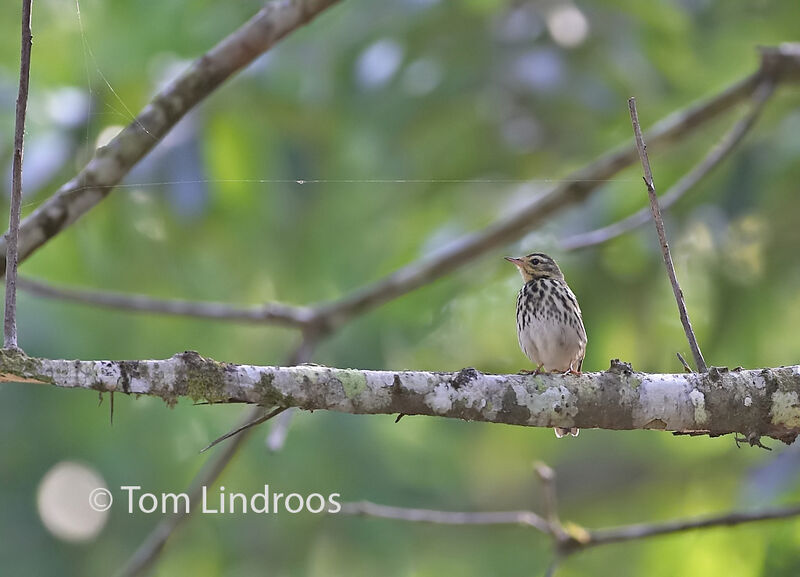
[562, 368, 582, 376]
[519, 363, 545, 376]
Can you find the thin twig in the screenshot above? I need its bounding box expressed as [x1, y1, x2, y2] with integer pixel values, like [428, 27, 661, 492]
[584, 504, 800, 548]
[534, 462, 561, 532]
[676, 352, 693, 373]
[340, 499, 800, 554]
[628, 97, 708, 373]
[339, 501, 551, 533]
[17, 277, 313, 329]
[199, 406, 287, 453]
[5, 0, 34, 351]
[559, 80, 775, 252]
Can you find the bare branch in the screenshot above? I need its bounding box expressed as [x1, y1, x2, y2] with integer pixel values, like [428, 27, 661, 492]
[5, 0, 34, 350]
[0, 0, 342, 276]
[583, 504, 800, 549]
[629, 97, 707, 373]
[4, 351, 800, 443]
[559, 80, 775, 252]
[16, 47, 800, 327]
[534, 462, 561, 531]
[339, 499, 800, 555]
[17, 277, 313, 328]
[339, 501, 550, 533]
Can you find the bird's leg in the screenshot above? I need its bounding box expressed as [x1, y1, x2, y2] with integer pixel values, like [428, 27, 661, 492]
[519, 363, 545, 376]
[562, 361, 582, 376]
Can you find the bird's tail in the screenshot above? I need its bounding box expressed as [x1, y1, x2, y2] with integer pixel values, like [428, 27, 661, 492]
[554, 427, 579, 438]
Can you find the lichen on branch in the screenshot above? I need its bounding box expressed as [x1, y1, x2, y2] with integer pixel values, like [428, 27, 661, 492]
[2, 350, 799, 443]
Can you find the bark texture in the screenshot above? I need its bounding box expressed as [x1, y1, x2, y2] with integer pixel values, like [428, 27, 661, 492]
[3, 351, 798, 443]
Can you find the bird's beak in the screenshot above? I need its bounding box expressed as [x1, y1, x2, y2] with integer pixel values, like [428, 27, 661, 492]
[504, 256, 524, 268]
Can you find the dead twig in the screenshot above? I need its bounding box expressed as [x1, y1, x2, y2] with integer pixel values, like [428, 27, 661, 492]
[560, 81, 775, 252]
[628, 97, 708, 373]
[5, 0, 34, 351]
[199, 406, 287, 453]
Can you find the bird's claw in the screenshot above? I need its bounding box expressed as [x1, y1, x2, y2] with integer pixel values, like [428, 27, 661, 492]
[519, 363, 545, 376]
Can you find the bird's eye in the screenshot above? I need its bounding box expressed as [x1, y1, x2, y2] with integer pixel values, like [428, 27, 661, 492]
[531, 258, 540, 265]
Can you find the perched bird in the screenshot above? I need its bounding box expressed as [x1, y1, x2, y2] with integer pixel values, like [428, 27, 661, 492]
[505, 252, 587, 438]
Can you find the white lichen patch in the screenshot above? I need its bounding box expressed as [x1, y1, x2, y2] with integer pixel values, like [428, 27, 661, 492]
[520, 384, 578, 426]
[771, 390, 800, 428]
[425, 383, 453, 414]
[744, 396, 752, 407]
[633, 374, 694, 430]
[452, 380, 492, 412]
[361, 372, 395, 410]
[688, 389, 708, 425]
[750, 372, 767, 390]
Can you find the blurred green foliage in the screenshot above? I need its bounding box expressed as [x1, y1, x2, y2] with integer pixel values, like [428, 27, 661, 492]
[2, 0, 800, 575]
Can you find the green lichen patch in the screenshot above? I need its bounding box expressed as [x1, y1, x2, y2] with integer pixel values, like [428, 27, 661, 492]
[253, 372, 292, 406]
[338, 369, 367, 399]
[0, 349, 53, 384]
[173, 351, 228, 407]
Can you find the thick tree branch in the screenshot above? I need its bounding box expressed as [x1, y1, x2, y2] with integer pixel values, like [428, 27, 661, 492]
[4, 352, 800, 443]
[5, 0, 34, 350]
[0, 0, 341, 276]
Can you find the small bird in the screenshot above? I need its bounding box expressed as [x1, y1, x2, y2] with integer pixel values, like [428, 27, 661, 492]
[505, 252, 586, 438]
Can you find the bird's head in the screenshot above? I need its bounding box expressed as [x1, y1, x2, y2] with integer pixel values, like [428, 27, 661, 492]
[505, 252, 564, 283]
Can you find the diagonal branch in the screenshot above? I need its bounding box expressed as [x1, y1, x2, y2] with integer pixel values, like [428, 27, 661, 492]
[0, 0, 342, 277]
[5, 0, 34, 350]
[629, 97, 707, 373]
[17, 46, 800, 330]
[583, 504, 800, 549]
[4, 351, 800, 443]
[559, 80, 775, 252]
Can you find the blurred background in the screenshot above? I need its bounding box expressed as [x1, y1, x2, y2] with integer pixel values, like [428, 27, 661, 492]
[1, 0, 800, 575]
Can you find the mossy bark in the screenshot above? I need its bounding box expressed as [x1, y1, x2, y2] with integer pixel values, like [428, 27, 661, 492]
[3, 350, 799, 443]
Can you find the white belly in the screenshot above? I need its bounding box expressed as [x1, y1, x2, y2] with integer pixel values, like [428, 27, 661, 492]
[518, 319, 584, 372]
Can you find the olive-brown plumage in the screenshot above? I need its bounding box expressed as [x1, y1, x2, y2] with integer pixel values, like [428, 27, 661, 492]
[505, 252, 586, 438]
